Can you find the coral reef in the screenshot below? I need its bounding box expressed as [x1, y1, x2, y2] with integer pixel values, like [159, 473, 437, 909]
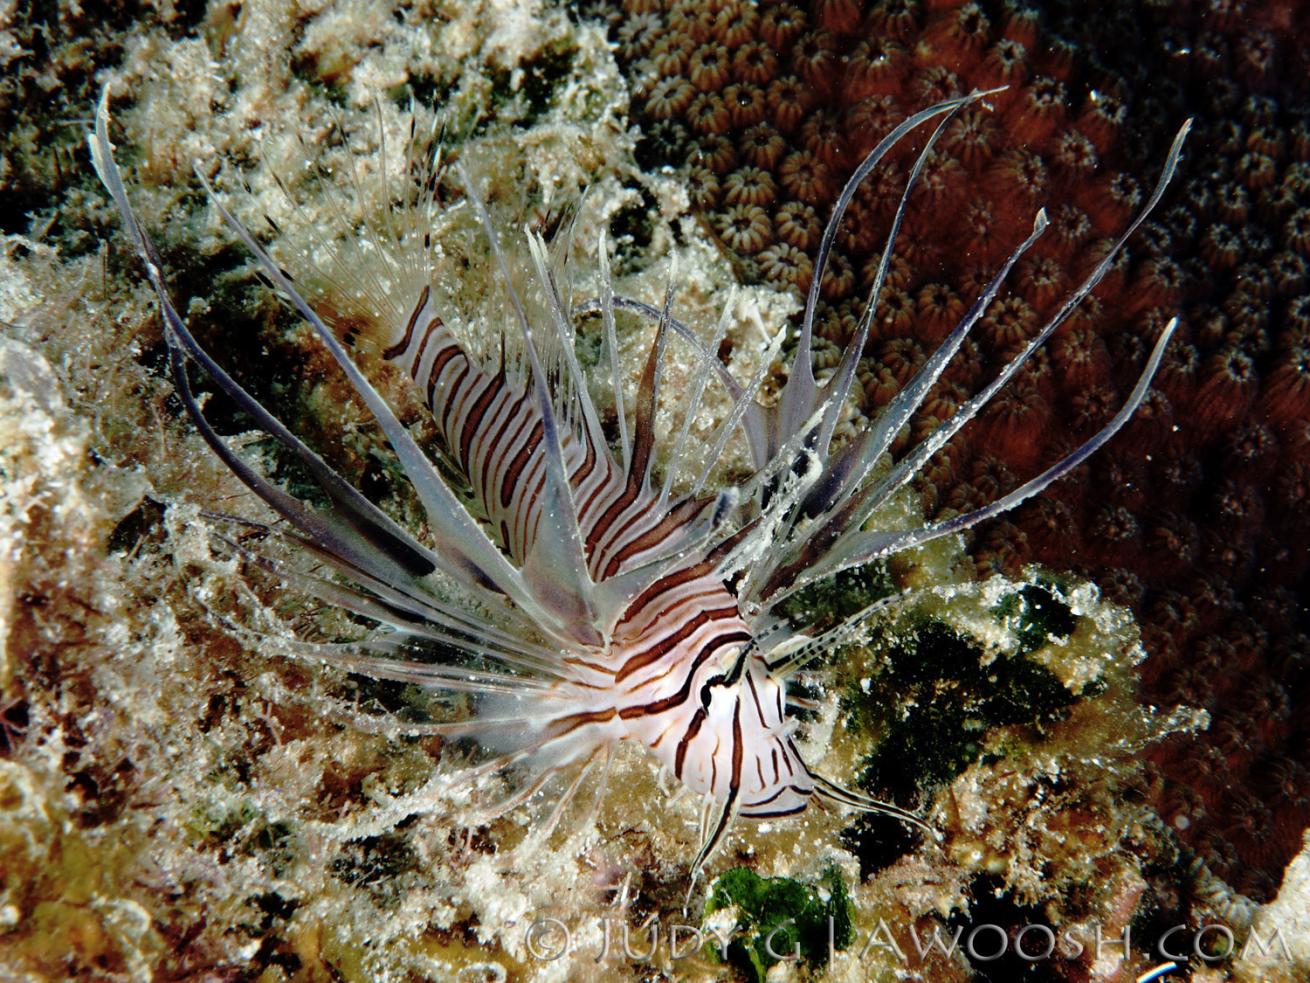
[1, 242, 1212, 978]
[2, 0, 1307, 980]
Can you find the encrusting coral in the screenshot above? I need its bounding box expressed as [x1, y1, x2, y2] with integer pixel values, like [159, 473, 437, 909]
[2, 0, 1308, 980]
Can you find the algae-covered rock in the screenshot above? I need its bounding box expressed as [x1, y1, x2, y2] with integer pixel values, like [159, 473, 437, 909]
[704, 864, 854, 982]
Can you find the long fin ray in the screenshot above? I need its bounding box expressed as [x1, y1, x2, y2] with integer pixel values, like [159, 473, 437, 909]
[217, 618, 553, 695]
[779, 87, 1008, 446]
[210, 524, 573, 678]
[195, 161, 584, 643]
[660, 288, 735, 508]
[630, 276, 677, 490]
[765, 589, 920, 678]
[813, 103, 972, 462]
[690, 787, 739, 879]
[595, 232, 633, 470]
[756, 118, 1192, 605]
[457, 165, 601, 643]
[807, 770, 939, 839]
[796, 318, 1178, 589]
[526, 229, 609, 461]
[690, 323, 787, 496]
[754, 208, 1050, 604]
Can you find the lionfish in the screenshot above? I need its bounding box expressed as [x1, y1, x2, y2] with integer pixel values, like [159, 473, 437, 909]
[91, 86, 1189, 875]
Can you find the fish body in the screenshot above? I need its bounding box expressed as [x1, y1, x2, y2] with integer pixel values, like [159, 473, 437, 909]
[386, 280, 800, 817]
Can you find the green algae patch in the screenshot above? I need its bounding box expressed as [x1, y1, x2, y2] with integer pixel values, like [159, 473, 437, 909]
[704, 864, 854, 981]
[845, 618, 1077, 799]
[991, 582, 1077, 657]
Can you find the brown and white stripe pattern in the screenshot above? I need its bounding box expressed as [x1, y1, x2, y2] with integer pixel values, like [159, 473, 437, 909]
[386, 287, 685, 575]
[383, 285, 814, 824]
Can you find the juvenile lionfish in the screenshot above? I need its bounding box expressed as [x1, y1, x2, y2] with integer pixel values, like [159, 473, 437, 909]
[91, 86, 1189, 875]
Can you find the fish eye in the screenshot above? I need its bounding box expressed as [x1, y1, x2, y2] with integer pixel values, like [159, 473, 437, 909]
[699, 681, 715, 710]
